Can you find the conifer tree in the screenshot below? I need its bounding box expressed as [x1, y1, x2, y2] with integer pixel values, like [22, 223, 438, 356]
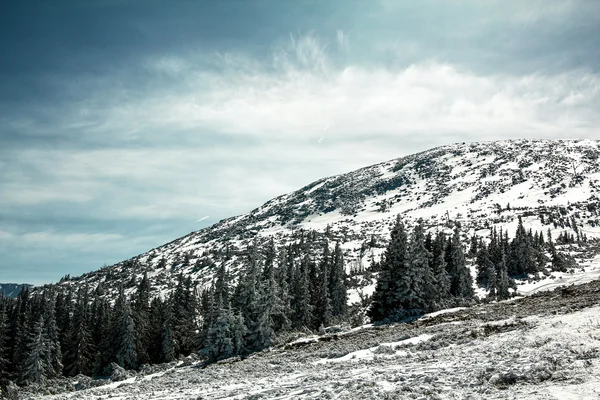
[447, 226, 474, 299]
[329, 242, 347, 318]
[63, 289, 94, 376]
[133, 272, 151, 365]
[21, 316, 50, 385]
[400, 220, 433, 312]
[42, 300, 62, 379]
[368, 216, 408, 321]
[291, 255, 312, 329]
[431, 232, 451, 302]
[496, 252, 511, 299]
[171, 275, 198, 357]
[311, 248, 331, 329]
[113, 287, 138, 370]
[0, 304, 9, 382]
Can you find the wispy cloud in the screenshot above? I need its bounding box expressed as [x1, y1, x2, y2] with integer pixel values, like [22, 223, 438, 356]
[2, 1, 600, 284]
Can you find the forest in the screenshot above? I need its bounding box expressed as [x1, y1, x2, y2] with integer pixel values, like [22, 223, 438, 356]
[0, 216, 577, 391]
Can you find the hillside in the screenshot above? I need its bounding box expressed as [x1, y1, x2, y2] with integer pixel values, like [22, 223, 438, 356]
[28, 279, 600, 399]
[0, 283, 32, 298]
[56, 139, 600, 300]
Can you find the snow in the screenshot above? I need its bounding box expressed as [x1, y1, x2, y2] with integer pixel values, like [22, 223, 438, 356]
[35, 299, 600, 400]
[314, 333, 434, 364]
[420, 307, 467, 320]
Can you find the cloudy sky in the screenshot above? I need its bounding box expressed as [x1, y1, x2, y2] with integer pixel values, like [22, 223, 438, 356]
[1, 1, 599, 285]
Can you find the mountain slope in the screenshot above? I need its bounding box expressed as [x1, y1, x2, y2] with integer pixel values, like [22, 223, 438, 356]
[0, 283, 33, 298]
[59, 139, 600, 298]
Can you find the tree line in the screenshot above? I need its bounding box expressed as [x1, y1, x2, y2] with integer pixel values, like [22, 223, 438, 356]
[0, 236, 348, 389]
[0, 216, 580, 391]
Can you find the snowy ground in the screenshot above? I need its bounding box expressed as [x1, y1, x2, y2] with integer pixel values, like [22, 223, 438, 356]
[29, 279, 600, 400]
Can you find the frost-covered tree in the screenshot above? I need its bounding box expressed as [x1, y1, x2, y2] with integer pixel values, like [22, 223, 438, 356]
[21, 317, 49, 385]
[42, 300, 62, 379]
[368, 216, 408, 321]
[113, 287, 138, 370]
[400, 220, 433, 312]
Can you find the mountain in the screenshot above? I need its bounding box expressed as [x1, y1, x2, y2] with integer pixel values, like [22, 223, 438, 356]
[56, 139, 600, 298]
[0, 283, 33, 298]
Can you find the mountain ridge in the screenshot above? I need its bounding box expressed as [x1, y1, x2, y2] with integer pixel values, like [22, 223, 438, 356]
[0, 283, 33, 298]
[52, 138, 600, 299]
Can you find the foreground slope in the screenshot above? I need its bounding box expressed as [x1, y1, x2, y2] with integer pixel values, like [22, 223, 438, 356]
[33, 278, 600, 399]
[59, 139, 600, 298]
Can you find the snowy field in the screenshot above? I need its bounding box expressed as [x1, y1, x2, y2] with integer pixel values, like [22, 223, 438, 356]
[30, 280, 600, 400]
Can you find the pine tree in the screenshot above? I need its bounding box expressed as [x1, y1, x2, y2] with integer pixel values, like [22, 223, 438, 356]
[508, 216, 537, 275]
[311, 243, 331, 329]
[399, 220, 433, 312]
[496, 252, 511, 299]
[63, 289, 94, 376]
[0, 304, 9, 382]
[431, 232, 451, 302]
[21, 316, 49, 385]
[42, 299, 62, 379]
[329, 242, 347, 318]
[133, 272, 151, 366]
[171, 275, 198, 357]
[291, 255, 312, 329]
[207, 308, 234, 362]
[113, 287, 138, 370]
[368, 216, 408, 322]
[448, 226, 474, 299]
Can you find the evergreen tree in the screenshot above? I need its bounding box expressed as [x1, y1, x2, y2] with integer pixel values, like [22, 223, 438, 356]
[399, 220, 433, 312]
[431, 232, 451, 302]
[329, 242, 347, 318]
[508, 216, 537, 275]
[0, 304, 9, 383]
[496, 252, 511, 299]
[447, 226, 474, 299]
[368, 216, 408, 321]
[42, 299, 62, 379]
[171, 275, 198, 357]
[291, 255, 312, 329]
[113, 287, 138, 370]
[133, 272, 151, 366]
[63, 289, 94, 376]
[21, 316, 49, 385]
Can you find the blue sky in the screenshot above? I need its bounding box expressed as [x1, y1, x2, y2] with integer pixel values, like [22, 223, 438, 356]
[1, 0, 599, 285]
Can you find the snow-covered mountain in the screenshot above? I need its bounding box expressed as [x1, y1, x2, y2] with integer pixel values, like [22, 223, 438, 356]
[0, 283, 33, 298]
[57, 139, 600, 298]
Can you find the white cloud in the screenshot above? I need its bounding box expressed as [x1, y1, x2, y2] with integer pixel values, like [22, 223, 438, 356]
[3, 32, 600, 284]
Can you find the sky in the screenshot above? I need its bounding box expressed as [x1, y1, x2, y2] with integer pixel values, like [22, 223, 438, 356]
[1, 0, 600, 285]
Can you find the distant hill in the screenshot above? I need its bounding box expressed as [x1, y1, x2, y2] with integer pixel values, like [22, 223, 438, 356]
[0, 283, 33, 298]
